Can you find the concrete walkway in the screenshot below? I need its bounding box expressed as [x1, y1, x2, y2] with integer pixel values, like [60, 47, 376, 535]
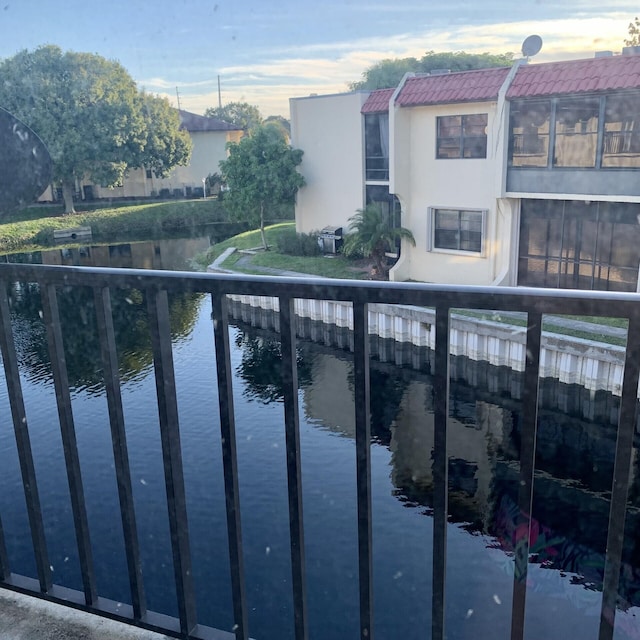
[0, 589, 170, 640]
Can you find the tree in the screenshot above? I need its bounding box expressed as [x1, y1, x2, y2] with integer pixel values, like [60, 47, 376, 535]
[349, 57, 419, 90]
[342, 204, 416, 279]
[219, 125, 305, 250]
[419, 50, 514, 74]
[0, 45, 192, 213]
[626, 17, 640, 46]
[204, 101, 263, 132]
[264, 115, 291, 139]
[350, 51, 514, 90]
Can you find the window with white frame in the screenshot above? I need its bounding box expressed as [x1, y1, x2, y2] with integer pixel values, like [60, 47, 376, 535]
[429, 208, 486, 254]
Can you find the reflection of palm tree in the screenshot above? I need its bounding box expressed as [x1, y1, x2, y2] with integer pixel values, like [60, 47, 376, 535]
[7, 281, 203, 393]
[342, 204, 415, 279]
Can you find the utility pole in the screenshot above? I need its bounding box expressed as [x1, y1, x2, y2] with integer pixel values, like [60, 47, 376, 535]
[176, 87, 182, 111]
[217, 75, 222, 109]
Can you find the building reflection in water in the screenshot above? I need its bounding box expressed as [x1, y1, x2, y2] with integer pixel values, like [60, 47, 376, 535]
[242, 322, 640, 630]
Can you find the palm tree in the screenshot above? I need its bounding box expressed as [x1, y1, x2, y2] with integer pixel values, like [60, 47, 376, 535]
[342, 204, 415, 279]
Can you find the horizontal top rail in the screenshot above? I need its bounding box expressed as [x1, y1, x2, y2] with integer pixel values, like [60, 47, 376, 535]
[2, 263, 640, 317]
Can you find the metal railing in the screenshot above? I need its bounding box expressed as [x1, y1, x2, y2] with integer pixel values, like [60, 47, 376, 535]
[0, 262, 639, 640]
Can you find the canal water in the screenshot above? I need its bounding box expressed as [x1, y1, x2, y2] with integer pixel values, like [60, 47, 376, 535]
[0, 237, 639, 640]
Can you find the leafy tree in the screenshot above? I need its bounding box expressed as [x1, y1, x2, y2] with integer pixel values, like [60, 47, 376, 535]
[626, 17, 640, 46]
[219, 125, 305, 250]
[350, 51, 514, 90]
[138, 93, 193, 180]
[419, 51, 513, 73]
[342, 204, 415, 279]
[0, 45, 192, 213]
[204, 101, 263, 132]
[349, 57, 419, 90]
[263, 115, 291, 139]
[205, 171, 223, 196]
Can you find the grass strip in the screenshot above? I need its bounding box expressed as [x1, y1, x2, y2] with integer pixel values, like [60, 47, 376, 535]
[0, 200, 235, 253]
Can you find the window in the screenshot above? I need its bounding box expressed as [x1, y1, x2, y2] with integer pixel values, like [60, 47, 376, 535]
[364, 113, 389, 180]
[518, 199, 640, 291]
[436, 114, 488, 159]
[510, 94, 640, 171]
[146, 168, 153, 179]
[429, 208, 485, 253]
[553, 98, 599, 168]
[603, 94, 640, 168]
[509, 101, 551, 167]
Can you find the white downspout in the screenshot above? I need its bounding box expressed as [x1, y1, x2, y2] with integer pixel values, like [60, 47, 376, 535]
[491, 59, 526, 286]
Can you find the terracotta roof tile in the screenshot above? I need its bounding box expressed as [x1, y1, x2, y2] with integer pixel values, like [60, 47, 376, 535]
[396, 67, 511, 107]
[506, 55, 640, 99]
[361, 88, 394, 114]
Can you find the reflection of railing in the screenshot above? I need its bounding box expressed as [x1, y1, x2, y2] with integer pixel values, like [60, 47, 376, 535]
[0, 263, 639, 640]
[365, 155, 389, 181]
[603, 131, 640, 154]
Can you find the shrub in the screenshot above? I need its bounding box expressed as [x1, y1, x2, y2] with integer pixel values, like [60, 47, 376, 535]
[276, 229, 322, 256]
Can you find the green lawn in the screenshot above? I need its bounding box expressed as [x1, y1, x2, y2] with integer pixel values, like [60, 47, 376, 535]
[196, 223, 370, 279]
[453, 309, 627, 347]
[0, 200, 235, 253]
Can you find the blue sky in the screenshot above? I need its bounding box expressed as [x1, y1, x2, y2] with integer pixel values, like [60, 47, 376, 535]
[0, 1, 637, 116]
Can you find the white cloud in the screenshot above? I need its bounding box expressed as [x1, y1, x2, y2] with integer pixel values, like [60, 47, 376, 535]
[140, 14, 634, 116]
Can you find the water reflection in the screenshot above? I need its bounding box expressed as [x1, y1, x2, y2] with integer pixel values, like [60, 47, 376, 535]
[5, 281, 202, 393]
[230, 320, 640, 638]
[1, 240, 640, 638]
[1, 235, 214, 271]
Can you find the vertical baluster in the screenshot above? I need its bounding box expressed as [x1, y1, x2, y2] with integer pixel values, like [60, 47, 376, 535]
[432, 304, 449, 640]
[598, 314, 640, 640]
[40, 282, 97, 605]
[146, 288, 196, 635]
[211, 292, 248, 640]
[0, 284, 51, 592]
[510, 310, 542, 640]
[0, 514, 9, 581]
[93, 285, 146, 619]
[353, 301, 373, 640]
[279, 296, 308, 640]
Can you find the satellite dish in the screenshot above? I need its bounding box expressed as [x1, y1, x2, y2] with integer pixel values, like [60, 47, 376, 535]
[0, 108, 52, 213]
[522, 35, 543, 58]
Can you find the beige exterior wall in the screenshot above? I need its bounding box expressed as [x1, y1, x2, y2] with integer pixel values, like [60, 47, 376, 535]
[390, 101, 513, 285]
[36, 129, 241, 203]
[291, 92, 369, 234]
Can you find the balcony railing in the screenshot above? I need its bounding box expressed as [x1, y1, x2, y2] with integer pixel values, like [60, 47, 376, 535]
[0, 263, 639, 640]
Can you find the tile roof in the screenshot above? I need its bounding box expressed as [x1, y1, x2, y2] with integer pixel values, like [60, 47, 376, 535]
[396, 67, 511, 107]
[178, 109, 242, 132]
[361, 88, 394, 114]
[506, 55, 640, 99]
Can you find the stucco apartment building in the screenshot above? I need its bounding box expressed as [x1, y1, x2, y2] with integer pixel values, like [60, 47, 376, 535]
[41, 109, 243, 203]
[291, 51, 640, 291]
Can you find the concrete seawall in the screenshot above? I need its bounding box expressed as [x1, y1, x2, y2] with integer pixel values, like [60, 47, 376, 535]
[226, 294, 630, 397]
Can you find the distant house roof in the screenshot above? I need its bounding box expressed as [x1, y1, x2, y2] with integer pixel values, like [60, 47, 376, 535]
[361, 89, 395, 114]
[396, 67, 511, 107]
[506, 55, 640, 99]
[178, 109, 242, 132]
